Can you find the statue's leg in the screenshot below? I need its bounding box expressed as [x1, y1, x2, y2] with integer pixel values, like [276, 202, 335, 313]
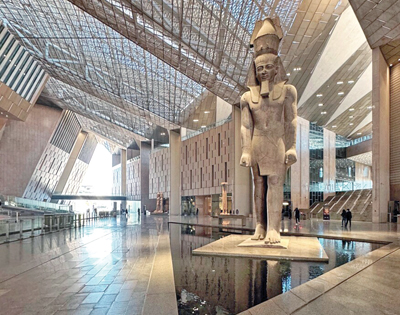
[265, 173, 285, 244]
[251, 165, 267, 240]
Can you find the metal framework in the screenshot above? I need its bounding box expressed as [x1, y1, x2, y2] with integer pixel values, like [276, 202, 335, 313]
[0, 0, 352, 145]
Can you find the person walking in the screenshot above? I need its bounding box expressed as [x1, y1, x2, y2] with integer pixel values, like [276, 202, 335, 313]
[345, 209, 352, 229]
[294, 208, 300, 225]
[137, 208, 140, 217]
[341, 209, 347, 227]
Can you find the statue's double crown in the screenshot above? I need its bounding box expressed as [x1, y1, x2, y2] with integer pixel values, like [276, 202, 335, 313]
[250, 17, 283, 58]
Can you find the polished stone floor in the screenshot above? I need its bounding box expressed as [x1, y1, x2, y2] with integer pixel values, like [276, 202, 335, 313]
[1, 214, 400, 315]
[0, 214, 173, 315]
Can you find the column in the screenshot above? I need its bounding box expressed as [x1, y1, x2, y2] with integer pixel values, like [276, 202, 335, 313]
[323, 128, 336, 200]
[372, 47, 390, 223]
[290, 117, 310, 209]
[121, 148, 127, 210]
[54, 131, 87, 194]
[140, 141, 156, 212]
[169, 129, 181, 215]
[233, 106, 252, 216]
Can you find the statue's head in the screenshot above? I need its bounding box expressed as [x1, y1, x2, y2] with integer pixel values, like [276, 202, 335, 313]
[247, 17, 288, 89]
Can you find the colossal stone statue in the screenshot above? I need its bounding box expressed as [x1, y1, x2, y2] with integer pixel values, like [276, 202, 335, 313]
[240, 17, 297, 244]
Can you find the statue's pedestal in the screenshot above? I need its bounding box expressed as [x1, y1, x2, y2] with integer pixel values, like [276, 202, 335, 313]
[237, 237, 289, 249]
[192, 235, 328, 262]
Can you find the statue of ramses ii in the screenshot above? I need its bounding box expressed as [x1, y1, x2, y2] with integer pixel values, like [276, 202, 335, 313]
[240, 17, 297, 244]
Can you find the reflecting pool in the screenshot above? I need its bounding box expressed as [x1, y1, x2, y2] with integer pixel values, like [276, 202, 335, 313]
[170, 223, 383, 315]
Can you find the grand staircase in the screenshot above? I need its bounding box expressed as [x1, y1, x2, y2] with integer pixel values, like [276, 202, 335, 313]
[305, 189, 372, 222]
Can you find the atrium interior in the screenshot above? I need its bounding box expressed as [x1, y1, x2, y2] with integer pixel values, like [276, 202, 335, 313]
[1, 0, 400, 314]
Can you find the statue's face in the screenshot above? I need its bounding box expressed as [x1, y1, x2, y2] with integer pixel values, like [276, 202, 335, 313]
[255, 55, 276, 83]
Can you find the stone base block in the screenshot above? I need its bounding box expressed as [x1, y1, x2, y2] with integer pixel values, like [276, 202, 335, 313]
[192, 235, 328, 262]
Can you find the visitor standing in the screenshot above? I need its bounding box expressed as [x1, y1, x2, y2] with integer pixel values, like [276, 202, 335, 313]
[341, 209, 347, 227]
[138, 208, 140, 217]
[345, 209, 352, 228]
[294, 208, 300, 225]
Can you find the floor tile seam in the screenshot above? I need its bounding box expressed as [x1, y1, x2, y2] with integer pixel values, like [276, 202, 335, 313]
[0, 228, 119, 285]
[141, 234, 160, 315]
[283, 246, 400, 314]
[142, 233, 178, 315]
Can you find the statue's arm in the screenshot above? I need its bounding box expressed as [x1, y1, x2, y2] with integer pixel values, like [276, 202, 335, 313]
[240, 92, 253, 167]
[284, 85, 297, 165]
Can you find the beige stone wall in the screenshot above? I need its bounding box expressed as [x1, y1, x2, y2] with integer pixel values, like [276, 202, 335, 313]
[181, 120, 234, 196]
[372, 47, 390, 222]
[0, 104, 62, 197]
[127, 158, 141, 200]
[390, 62, 400, 200]
[149, 147, 170, 199]
[0, 81, 43, 122]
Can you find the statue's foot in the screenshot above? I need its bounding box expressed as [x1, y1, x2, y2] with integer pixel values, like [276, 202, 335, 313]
[251, 224, 266, 240]
[265, 229, 281, 244]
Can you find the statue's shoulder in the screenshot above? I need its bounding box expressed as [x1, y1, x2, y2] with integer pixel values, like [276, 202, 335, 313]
[283, 83, 297, 99]
[240, 91, 251, 104]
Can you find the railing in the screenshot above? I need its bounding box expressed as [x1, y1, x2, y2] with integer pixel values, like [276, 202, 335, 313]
[348, 135, 372, 146]
[1, 195, 69, 213]
[309, 181, 372, 193]
[181, 117, 232, 141]
[0, 212, 107, 243]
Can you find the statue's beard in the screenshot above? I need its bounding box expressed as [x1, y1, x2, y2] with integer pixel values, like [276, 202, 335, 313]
[260, 80, 271, 97]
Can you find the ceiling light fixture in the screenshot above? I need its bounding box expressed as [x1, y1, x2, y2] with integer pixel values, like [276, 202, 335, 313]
[287, 73, 291, 76]
[390, 64, 393, 67]
[348, 80, 354, 84]
[193, 119, 199, 122]
[201, 125, 206, 128]
[349, 116, 353, 118]
[204, 111, 210, 114]
[160, 132, 165, 136]
[337, 81, 343, 84]
[316, 94, 323, 97]
[357, 133, 362, 135]
[338, 92, 344, 95]
[349, 108, 354, 111]
[318, 103, 323, 107]
[332, 125, 337, 128]
[321, 111, 327, 115]
[349, 123, 354, 126]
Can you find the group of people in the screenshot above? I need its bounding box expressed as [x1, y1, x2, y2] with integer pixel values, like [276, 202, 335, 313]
[341, 209, 353, 228]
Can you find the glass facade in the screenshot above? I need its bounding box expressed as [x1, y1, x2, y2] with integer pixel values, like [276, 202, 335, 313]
[309, 123, 324, 206]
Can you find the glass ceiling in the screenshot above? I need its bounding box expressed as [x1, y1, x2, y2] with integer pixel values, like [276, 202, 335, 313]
[0, 0, 302, 145]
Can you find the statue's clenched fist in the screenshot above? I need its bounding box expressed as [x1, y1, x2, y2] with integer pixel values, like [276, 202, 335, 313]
[240, 152, 251, 167]
[285, 149, 297, 166]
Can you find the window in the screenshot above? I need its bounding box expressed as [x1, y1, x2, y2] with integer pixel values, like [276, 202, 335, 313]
[225, 162, 227, 182]
[206, 138, 209, 159]
[200, 168, 202, 188]
[212, 165, 214, 187]
[218, 133, 221, 156]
